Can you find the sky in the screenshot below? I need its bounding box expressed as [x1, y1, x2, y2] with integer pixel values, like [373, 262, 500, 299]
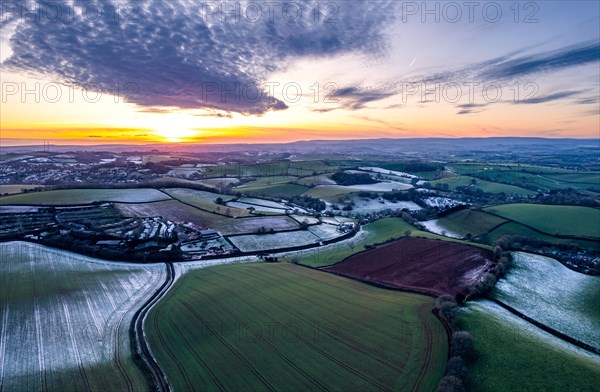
[0, 0, 599, 145]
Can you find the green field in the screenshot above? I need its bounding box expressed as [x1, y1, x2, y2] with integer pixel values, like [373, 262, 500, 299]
[162, 188, 252, 217]
[483, 222, 600, 251]
[492, 252, 600, 349]
[432, 209, 508, 238]
[485, 204, 600, 239]
[0, 184, 46, 195]
[427, 176, 536, 196]
[448, 163, 599, 192]
[235, 175, 299, 188]
[0, 241, 165, 391]
[458, 300, 600, 392]
[146, 263, 448, 392]
[0, 188, 171, 205]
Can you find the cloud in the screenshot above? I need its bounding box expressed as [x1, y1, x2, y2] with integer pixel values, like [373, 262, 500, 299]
[408, 40, 600, 86]
[479, 41, 600, 80]
[1, 0, 394, 114]
[515, 90, 580, 104]
[334, 86, 396, 110]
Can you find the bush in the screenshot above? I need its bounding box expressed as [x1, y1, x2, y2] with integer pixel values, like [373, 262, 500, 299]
[436, 294, 459, 324]
[436, 376, 465, 392]
[450, 331, 475, 360]
[445, 356, 466, 380]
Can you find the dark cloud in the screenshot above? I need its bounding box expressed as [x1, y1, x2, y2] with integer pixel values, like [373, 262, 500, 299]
[2, 0, 394, 114]
[408, 40, 600, 86]
[576, 97, 599, 105]
[480, 41, 600, 80]
[515, 90, 580, 104]
[456, 103, 488, 109]
[334, 86, 396, 110]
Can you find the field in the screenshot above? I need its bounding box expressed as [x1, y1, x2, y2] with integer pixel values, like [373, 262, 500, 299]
[0, 241, 166, 391]
[228, 230, 321, 252]
[162, 188, 251, 217]
[458, 300, 600, 392]
[114, 200, 299, 235]
[448, 163, 600, 192]
[423, 209, 508, 239]
[325, 237, 494, 296]
[0, 184, 46, 195]
[492, 252, 600, 350]
[426, 176, 536, 195]
[145, 263, 448, 392]
[484, 204, 600, 239]
[483, 222, 600, 251]
[236, 183, 310, 198]
[297, 217, 414, 267]
[298, 217, 490, 268]
[0, 188, 170, 205]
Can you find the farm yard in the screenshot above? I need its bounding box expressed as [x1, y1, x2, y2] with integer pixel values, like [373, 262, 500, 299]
[325, 237, 494, 296]
[0, 241, 166, 391]
[0, 189, 170, 205]
[492, 252, 600, 350]
[458, 300, 600, 392]
[145, 263, 448, 392]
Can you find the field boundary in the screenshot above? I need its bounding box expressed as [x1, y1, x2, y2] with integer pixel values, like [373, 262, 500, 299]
[490, 298, 600, 355]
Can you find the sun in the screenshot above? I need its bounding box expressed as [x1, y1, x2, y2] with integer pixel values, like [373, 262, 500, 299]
[153, 127, 198, 143]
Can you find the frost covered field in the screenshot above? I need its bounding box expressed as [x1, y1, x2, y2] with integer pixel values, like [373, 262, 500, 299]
[228, 230, 320, 252]
[0, 242, 166, 391]
[493, 252, 600, 349]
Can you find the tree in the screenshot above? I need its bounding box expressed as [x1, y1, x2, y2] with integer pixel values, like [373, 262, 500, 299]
[436, 376, 465, 392]
[445, 356, 466, 380]
[450, 331, 475, 360]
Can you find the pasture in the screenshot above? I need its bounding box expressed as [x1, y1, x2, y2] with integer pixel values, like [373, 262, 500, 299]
[492, 252, 600, 350]
[458, 300, 600, 392]
[0, 188, 170, 205]
[0, 241, 166, 391]
[425, 209, 508, 238]
[146, 263, 448, 392]
[484, 204, 600, 239]
[427, 176, 536, 196]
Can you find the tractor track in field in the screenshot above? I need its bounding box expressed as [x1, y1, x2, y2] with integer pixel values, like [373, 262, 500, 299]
[411, 304, 434, 392]
[183, 278, 395, 391]
[131, 262, 175, 392]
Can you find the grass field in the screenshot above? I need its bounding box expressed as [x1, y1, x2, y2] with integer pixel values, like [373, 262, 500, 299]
[492, 252, 600, 349]
[427, 176, 536, 196]
[484, 204, 600, 239]
[235, 175, 299, 188]
[146, 263, 448, 392]
[448, 163, 599, 192]
[0, 188, 170, 205]
[162, 188, 251, 217]
[458, 300, 600, 392]
[0, 184, 46, 195]
[427, 209, 508, 238]
[483, 222, 600, 251]
[0, 241, 165, 391]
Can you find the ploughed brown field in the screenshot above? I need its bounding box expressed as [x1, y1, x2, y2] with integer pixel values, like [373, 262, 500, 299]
[324, 237, 494, 296]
